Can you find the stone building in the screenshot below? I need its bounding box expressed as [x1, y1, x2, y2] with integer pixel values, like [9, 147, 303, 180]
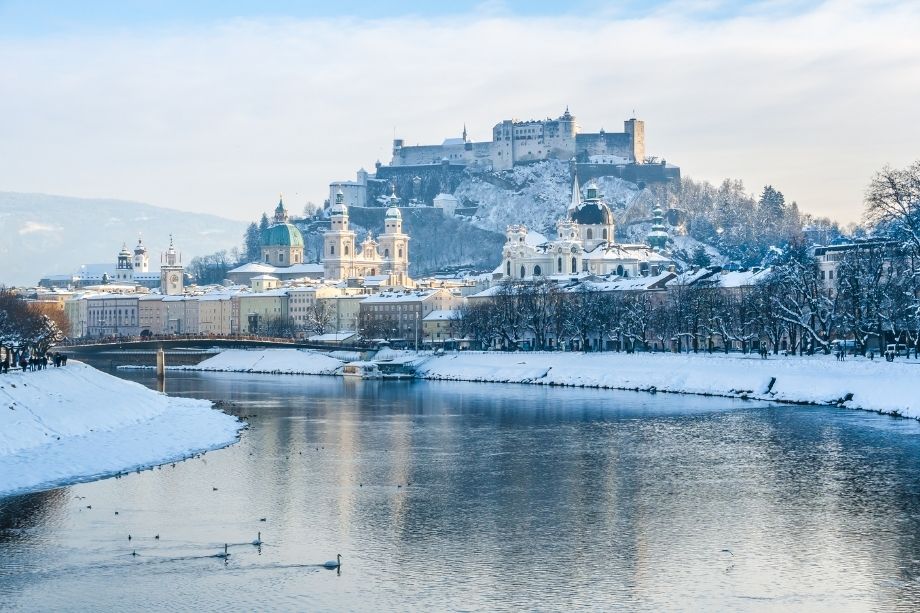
[390, 108, 645, 171]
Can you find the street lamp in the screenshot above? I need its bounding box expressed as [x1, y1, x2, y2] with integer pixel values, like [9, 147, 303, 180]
[415, 310, 419, 352]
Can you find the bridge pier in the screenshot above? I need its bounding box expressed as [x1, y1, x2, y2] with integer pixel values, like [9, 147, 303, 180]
[156, 348, 165, 382]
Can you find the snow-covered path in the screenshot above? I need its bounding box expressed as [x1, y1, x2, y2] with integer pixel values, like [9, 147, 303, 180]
[0, 362, 243, 497]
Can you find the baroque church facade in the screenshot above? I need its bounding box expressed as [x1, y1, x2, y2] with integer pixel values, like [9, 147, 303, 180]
[324, 190, 411, 286]
[497, 179, 671, 281]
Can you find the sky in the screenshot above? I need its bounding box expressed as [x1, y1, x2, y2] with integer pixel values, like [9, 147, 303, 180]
[0, 0, 918, 225]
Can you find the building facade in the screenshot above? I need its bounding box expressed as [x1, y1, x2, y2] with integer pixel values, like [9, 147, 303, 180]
[390, 109, 645, 171]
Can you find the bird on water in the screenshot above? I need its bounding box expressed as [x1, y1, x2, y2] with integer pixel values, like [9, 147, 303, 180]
[323, 554, 342, 569]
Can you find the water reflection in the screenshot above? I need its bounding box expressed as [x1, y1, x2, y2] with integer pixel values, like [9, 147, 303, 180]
[2, 371, 920, 611]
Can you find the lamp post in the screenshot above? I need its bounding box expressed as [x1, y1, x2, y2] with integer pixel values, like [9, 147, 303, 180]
[415, 310, 419, 352]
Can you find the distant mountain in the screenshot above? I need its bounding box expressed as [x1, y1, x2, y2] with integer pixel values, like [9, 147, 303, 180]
[0, 192, 245, 287]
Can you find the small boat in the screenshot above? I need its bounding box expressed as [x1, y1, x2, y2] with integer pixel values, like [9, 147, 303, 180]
[342, 362, 381, 379]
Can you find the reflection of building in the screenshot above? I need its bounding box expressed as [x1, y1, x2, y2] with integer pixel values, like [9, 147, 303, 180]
[496, 179, 671, 281]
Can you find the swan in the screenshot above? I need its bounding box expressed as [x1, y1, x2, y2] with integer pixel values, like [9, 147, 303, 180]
[323, 554, 342, 569]
[252, 532, 262, 546]
[215, 544, 230, 559]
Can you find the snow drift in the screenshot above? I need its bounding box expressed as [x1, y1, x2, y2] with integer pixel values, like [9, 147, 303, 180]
[183, 348, 343, 375]
[0, 362, 243, 497]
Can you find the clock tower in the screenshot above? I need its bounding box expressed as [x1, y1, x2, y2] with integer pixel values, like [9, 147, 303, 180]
[160, 235, 185, 295]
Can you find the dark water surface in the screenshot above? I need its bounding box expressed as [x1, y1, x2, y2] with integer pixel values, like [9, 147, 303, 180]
[3, 370, 920, 611]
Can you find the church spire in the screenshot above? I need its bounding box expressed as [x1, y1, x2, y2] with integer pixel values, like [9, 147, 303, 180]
[462, 123, 468, 142]
[568, 174, 581, 211]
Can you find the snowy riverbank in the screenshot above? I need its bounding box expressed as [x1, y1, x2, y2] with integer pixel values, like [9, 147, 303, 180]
[0, 362, 243, 497]
[413, 351, 920, 418]
[175, 347, 920, 420]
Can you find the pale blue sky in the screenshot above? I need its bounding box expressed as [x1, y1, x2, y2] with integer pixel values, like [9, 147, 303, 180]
[0, 0, 917, 224]
[0, 0, 828, 35]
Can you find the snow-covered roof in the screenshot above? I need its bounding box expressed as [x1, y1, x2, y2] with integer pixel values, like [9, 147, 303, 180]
[423, 309, 460, 321]
[361, 290, 441, 303]
[228, 262, 274, 274]
[251, 274, 279, 281]
[308, 332, 357, 342]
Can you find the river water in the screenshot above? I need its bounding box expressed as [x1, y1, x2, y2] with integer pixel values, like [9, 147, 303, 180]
[3, 370, 920, 611]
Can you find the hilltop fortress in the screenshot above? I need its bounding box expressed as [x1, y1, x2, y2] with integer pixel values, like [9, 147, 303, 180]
[391, 108, 645, 170]
[331, 108, 679, 210]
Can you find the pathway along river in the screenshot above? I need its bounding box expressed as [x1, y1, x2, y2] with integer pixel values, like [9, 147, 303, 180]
[3, 369, 920, 611]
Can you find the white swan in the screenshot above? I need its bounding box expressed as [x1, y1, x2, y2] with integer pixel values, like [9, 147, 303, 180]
[323, 554, 342, 569]
[252, 532, 262, 546]
[215, 544, 230, 559]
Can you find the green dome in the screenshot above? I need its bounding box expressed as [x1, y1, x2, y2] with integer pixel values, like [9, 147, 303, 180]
[262, 223, 304, 248]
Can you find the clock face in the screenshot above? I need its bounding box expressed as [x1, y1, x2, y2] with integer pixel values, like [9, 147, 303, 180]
[170, 274, 179, 283]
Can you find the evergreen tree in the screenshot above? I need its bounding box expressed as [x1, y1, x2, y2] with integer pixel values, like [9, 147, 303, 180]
[759, 185, 786, 221]
[259, 212, 270, 233]
[690, 245, 712, 267]
[244, 222, 261, 262]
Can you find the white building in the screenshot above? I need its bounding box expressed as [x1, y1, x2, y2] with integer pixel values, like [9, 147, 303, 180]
[324, 190, 411, 286]
[495, 179, 671, 282]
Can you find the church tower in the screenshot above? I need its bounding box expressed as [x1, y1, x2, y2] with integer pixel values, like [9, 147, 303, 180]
[133, 237, 149, 273]
[324, 190, 356, 281]
[379, 204, 410, 286]
[160, 235, 184, 295]
[115, 243, 134, 283]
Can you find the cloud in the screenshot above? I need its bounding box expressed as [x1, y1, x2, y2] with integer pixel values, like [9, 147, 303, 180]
[18, 221, 61, 235]
[0, 0, 917, 225]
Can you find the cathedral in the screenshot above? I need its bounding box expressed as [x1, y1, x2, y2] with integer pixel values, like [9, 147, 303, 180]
[497, 179, 671, 281]
[323, 190, 411, 286]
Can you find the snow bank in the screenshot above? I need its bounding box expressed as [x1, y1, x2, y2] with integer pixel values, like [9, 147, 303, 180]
[413, 352, 920, 419]
[184, 348, 343, 375]
[0, 362, 242, 497]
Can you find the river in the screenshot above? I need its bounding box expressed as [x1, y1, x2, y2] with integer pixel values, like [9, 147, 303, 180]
[2, 369, 920, 611]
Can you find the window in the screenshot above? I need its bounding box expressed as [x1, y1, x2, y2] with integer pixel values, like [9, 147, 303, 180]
[571, 257, 577, 273]
[520, 265, 526, 278]
[617, 265, 624, 276]
[345, 245, 349, 255]
[279, 252, 284, 263]
[265, 254, 269, 262]
[385, 248, 390, 258]
[557, 257, 562, 273]
[506, 261, 511, 276]
[330, 245, 335, 255]
[586, 229, 593, 240]
[534, 265, 542, 276]
[829, 270, 834, 280]
[603, 228, 608, 240]
[398, 248, 403, 258]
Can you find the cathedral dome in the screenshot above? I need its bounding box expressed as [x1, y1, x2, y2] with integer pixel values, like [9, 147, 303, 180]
[570, 201, 613, 226]
[262, 223, 304, 248]
[385, 206, 401, 219]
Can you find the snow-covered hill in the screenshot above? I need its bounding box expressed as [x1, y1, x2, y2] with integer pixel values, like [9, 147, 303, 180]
[454, 160, 649, 237]
[0, 192, 246, 286]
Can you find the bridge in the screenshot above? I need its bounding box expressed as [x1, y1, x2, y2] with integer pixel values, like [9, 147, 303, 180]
[55, 336, 368, 364]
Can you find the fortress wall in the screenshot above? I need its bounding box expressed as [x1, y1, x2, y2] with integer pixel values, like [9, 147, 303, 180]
[576, 132, 634, 160]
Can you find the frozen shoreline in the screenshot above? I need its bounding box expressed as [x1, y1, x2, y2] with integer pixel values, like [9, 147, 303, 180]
[0, 362, 244, 498]
[175, 348, 920, 420]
